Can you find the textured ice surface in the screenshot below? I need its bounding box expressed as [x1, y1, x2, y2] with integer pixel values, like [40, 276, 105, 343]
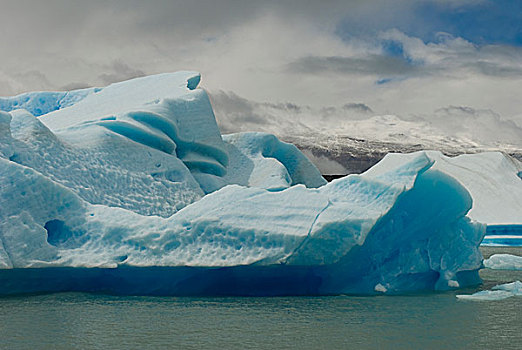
[0, 72, 486, 295]
[0, 88, 96, 117]
[457, 281, 522, 301]
[484, 254, 522, 270]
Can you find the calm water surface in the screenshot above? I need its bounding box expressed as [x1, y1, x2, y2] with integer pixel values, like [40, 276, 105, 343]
[0, 247, 520, 350]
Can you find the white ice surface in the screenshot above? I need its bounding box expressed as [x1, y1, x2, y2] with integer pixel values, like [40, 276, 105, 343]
[484, 254, 522, 270]
[39, 72, 201, 131]
[457, 281, 522, 301]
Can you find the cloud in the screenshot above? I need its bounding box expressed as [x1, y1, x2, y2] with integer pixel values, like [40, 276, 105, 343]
[301, 150, 348, 175]
[210, 90, 381, 136]
[427, 105, 522, 146]
[289, 54, 419, 77]
[290, 29, 522, 85]
[211, 90, 522, 149]
[98, 61, 145, 85]
[0, 70, 54, 95]
[0, 0, 520, 147]
[468, 60, 522, 78]
[209, 90, 313, 135]
[60, 82, 92, 91]
[343, 103, 373, 113]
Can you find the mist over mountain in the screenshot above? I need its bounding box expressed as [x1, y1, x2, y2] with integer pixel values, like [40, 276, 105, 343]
[210, 90, 522, 174]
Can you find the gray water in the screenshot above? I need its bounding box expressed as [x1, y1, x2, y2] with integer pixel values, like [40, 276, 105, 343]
[0, 247, 520, 350]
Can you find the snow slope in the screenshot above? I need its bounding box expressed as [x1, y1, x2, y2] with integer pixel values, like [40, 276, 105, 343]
[0, 72, 486, 295]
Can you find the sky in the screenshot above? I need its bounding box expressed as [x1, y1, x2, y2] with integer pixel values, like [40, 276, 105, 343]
[1, 0, 521, 147]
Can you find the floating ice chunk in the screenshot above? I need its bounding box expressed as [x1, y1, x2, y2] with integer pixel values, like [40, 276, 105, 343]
[492, 280, 522, 294]
[484, 254, 522, 270]
[448, 280, 460, 288]
[456, 290, 514, 301]
[457, 281, 522, 301]
[374, 284, 387, 293]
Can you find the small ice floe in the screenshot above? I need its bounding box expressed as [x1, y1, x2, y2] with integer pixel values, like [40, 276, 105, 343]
[457, 281, 522, 301]
[484, 254, 522, 270]
[374, 283, 387, 293]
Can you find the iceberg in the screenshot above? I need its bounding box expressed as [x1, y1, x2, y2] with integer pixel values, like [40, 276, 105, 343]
[366, 151, 522, 246]
[365, 151, 522, 226]
[484, 254, 522, 270]
[457, 281, 522, 301]
[0, 72, 485, 295]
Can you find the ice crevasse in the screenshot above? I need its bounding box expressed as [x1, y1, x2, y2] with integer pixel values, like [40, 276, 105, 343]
[0, 72, 485, 295]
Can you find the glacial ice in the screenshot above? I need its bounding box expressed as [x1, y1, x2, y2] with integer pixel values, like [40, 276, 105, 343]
[457, 281, 522, 301]
[222, 132, 326, 190]
[0, 72, 486, 295]
[365, 151, 522, 226]
[484, 254, 522, 270]
[366, 151, 522, 246]
[0, 88, 96, 117]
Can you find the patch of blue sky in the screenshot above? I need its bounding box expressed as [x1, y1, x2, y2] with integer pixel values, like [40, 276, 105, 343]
[381, 40, 415, 64]
[376, 78, 393, 85]
[414, 0, 522, 46]
[375, 77, 407, 85]
[336, 0, 522, 47]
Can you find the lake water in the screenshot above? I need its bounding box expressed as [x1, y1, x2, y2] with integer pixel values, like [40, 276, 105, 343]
[0, 247, 520, 350]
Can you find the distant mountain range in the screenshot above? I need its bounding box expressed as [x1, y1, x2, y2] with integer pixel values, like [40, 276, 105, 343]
[285, 133, 522, 175]
[210, 91, 522, 175]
